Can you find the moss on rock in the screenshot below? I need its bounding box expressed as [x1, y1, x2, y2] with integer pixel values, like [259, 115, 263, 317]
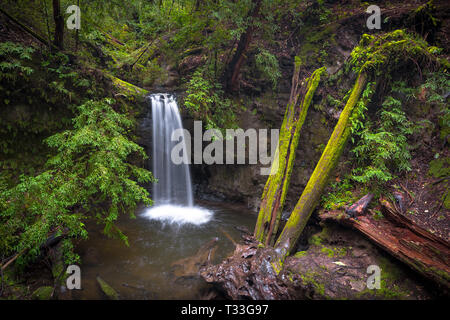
[31, 286, 53, 300]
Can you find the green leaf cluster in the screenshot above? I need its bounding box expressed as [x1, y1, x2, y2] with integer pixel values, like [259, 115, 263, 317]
[0, 99, 153, 266]
[350, 95, 414, 185]
[255, 48, 281, 90]
[183, 70, 237, 131]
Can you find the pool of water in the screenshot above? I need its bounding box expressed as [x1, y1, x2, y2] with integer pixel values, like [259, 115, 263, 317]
[73, 200, 256, 299]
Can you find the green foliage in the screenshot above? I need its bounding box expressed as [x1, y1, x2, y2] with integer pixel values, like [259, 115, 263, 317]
[420, 71, 450, 142]
[349, 82, 376, 141]
[349, 30, 440, 75]
[350, 95, 414, 186]
[321, 178, 356, 210]
[183, 70, 237, 131]
[0, 42, 34, 86]
[0, 99, 153, 266]
[428, 157, 450, 178]
[255, 48, 281, 89]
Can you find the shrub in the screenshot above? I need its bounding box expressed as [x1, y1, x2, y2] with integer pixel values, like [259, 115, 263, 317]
[0, 99, 153, 266]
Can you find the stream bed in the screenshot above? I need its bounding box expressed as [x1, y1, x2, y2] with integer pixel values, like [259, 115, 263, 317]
[73, 200, 256, 299]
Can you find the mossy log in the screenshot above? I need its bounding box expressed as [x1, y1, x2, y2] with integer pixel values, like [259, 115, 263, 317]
[105, 73, 149, 100]
[319, 199, 450, 289]
[274, 72, 368, 255]
[254, 65, 326, 246]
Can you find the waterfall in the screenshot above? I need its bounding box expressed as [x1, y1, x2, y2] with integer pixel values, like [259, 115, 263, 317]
[142, 93, 212, 225]
[150, 94, 193, 206]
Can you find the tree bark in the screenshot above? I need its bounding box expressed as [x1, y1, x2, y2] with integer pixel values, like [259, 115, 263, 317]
[223, 0, 262, 92]
[52, 0, 64, 50]
[319, 199, 450, 289]
[274, 72, 368, 255]
[254, 65, 326, 246]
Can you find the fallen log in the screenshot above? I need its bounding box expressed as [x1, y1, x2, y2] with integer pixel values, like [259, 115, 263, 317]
[319, 200, 450, 289]
[380, 196, 449, 248]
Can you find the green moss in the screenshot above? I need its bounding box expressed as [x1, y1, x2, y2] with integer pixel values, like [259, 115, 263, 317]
[106, 73, 148, 100]
[294, 251, 307, 258]
[363, 256, 411, 299]
[308, 234, 323, 246]
[426, 267, 450, 282]
[428, 157, 450, 178]
[255, 67, 326, 244]
[297, 25, 337, 66]
[320, 246, 347, 258]
[276, 72, 368, 253]
[350, 30, 441, 76]
[31, 286, 53, 300]
[444, 191, 450, 210]
[320, 247, 334, 257]
[299, 271, 325, 297]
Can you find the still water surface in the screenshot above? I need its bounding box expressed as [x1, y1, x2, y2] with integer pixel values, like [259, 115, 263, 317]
[74, 201, 256, 299]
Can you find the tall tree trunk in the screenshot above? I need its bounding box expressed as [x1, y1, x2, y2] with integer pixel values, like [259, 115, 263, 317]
[274, 72, 368, 256]
[75, 0, 80, 51]
[223, 0, 262, 92]
[254, 64, 326, 246]
[52, 0, 64, 50]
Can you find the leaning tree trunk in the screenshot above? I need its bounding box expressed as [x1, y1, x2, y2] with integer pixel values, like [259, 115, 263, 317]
[223, 0, 262, 92]
[274, 72, 368, 256]
[254, 65, 326, 246]
[53, 0, 64, 50]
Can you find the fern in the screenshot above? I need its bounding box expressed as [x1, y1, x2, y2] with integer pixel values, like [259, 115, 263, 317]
[0, 99, 154, 266]
[350, 96, 413, 186]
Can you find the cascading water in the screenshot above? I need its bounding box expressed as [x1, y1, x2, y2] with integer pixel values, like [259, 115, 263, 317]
[150, 94, 193, 206]
[142, 93, 212, 225]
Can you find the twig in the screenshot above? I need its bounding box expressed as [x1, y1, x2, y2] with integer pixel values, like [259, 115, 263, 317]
[431, 197, 445, 219]
[399, 183, 414, 206]
[431, 176, 449, 185]
[0, 249, 26, 271]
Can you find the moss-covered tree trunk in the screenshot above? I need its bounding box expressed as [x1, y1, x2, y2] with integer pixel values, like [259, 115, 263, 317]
[254, 64, 326, 246]
[274, 72, 368, 255]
